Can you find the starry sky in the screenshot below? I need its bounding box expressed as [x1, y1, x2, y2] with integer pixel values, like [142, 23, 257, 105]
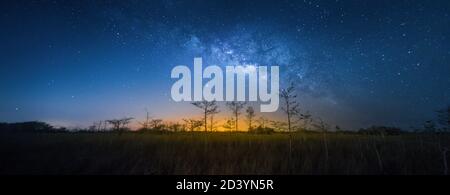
[1, 0, 449, 130]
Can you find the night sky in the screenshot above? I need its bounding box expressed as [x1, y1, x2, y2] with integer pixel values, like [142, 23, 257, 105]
[1, 0, 449, 130]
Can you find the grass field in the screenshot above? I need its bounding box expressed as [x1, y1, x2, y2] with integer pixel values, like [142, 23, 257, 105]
[0, 131, 449, 175]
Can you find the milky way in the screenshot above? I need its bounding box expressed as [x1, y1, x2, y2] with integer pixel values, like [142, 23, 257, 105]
[1, 0, 449, 129]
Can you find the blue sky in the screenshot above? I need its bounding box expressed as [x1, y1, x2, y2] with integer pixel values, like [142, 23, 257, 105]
[1, 0, 449, 130]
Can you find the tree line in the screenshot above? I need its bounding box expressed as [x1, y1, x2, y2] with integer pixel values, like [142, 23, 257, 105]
[87, 83, 450, 134]
[82, 83, 313, 133]
[1, 84, 449, 134]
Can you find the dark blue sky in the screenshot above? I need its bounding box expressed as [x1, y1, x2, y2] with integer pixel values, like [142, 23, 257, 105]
[1, 0, 449, 130]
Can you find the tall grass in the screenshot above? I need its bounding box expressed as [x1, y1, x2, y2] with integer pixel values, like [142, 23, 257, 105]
[0, 131, 448, 175]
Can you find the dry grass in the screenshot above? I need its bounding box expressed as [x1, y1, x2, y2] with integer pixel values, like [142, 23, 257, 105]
[0, 131, 448, 175]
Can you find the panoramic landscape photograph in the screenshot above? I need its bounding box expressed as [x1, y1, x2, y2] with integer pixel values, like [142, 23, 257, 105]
[1, 0, 450, 177]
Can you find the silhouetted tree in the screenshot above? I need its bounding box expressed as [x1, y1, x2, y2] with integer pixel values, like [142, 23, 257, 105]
[192, 100, 219, 132]
[280, 83, 300, 133]
[281, 83, 304, 173]
[257, 116, 270, 128]
[298, 111, 312, 131]
[209, 105, 220, 131]
[149, 118, 163, 130]
[270, 120, 288, 131]
[89, 121, 107, 131]
[313, 117, 329, 132]
[246, 106, 256, 131]
[119, 118, 133, 130]
[166, 122, 183, 132]
[182, 118, 203, 131]
[226, 101, 246, 131]
[0, 121, 56, 132]
[107, 117, 133, 133]
[222, 118, 235, 131]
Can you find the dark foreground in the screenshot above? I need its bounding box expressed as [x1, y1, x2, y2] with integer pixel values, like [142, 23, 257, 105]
[0, 131, 449, 175]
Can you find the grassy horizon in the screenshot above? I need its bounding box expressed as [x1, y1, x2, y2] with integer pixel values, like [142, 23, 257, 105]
[1, 130, 449, 175]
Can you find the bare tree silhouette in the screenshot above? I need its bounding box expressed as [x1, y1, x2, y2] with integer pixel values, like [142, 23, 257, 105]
[270, 120, 288, 131]
[182, 118, 203, 132]
[222, 118, 235, 131]
[89, 121, 107, 131]
[313, 117, 330, 132]
[246, 106, 256, 131]
[192, 100, 219, 132]
[298, 111, 312, 131]
[280, 83, 300, 133]
[226, 101, 246, 131]
[209, 104, 220, 132]
[106, 117, 133, 133]
[149, 118, 163, 130]
[257, 116, 270, 128]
